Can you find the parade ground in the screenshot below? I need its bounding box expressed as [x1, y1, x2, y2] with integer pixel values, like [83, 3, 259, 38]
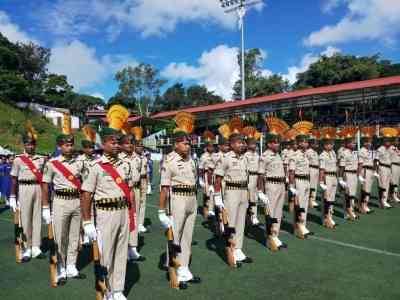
[1, 163, 400, 300]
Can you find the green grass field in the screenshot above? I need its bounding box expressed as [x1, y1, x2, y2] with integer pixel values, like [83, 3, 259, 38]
[1, 164, 400, 300]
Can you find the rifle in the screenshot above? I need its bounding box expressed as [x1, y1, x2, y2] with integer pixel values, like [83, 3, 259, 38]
[93, 240, 108, 300]
[14, 207, 23, 263]
[215, 204, 236, 267]
[166, 188, 181, 289]
[48, 222, 58, 287]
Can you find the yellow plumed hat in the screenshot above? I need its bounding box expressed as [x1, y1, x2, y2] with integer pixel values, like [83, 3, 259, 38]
[341, 126, 358, 139]
[62, 113, 72, 135]
[203, 130, 215, 142]
[23, 121, 38, 143]
[283, 128, 300, 142]
[229, 116, 243, 134]
[174, 111, 195, 134]
[131, 126, 143, 141]
[107, 105, 130, 130]
[242, 126, 261, 141]
[380, 127, 398, 138]
[218, 124, 231, 140]
[361, 126, 376, 138]
[320, 127, 337, 140]
[82, 125, 96, 143]
[265, 117, 289, 136]
[292, 121, 314, 135]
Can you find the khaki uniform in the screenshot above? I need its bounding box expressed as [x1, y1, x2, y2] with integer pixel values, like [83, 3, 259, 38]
[390, 146, 400, 191]
[139, 154, 148, 227]
[215, 151, 248, 251]
[210, 151, 225, 194]
[81, 154, 133, 293]
[376, 145, 392, 204]
[289, 150, 310, 224]
[244, 150, 260, 216]
[10, 154, 46, 249]
[43, 156, 84, 268]
[160, 151, 197, 268]
[199, 151, 214, 212]
[258, 150, 286, 234]
[358, 147, 376, 205]
[338, 148, 359, 216]
[306, 148, 319, 204]
[119, 152, 141, 249]
[319, 150, 338, 223]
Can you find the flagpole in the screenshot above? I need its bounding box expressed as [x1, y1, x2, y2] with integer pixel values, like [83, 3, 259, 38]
[239, 5, 246, 101]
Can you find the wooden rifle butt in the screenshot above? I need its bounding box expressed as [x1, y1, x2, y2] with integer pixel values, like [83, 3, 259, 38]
[168, 267, 179, 289]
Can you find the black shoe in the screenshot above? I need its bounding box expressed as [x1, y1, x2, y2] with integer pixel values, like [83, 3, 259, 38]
[279, 242, 288, 250]
[131, 256, 146, 262]
[179, 281, 188, 290]
[21, 256, 31, 263]
[71, 273, 86, 279]
[188, 276, 201, 284]
[191, 241, 198, 246]
[367, 209, 374, 214]
[305, 232, 314, 238]
[240, 257, 253, 264]
[57, 278, 67, 286]
[34, 253, 47, 259]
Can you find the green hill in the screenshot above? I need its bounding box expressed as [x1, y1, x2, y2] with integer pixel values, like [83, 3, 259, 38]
[0, 101, 83, 154]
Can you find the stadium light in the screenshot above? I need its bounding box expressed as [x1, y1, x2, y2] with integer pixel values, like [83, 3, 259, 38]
[219, 0, 263, 100]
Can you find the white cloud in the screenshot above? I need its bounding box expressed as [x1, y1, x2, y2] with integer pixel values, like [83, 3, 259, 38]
[162, 45, 240, 100]
[41, 0, 265, 39]
[48, 40, 137, 91]
[305, 0, 400, 46]
[322, 0, 343, 13]
[282, 46, 341, 84]
[0, 10, 39, 44]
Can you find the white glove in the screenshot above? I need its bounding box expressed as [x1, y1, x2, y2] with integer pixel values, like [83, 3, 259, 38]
[147, 185, 152, 195]
[208, 185, 214, 195]
[42, 207, 51, 224]
[338, 178, 347, 188]
[285, 177, 289, 184]
[83, 222, 97, 242]
[289, 186, 297, 195]
[9, 195, 17, 212]
[214, 193, 224, 208]
[358, 176, 366, 184]
[319, 183, 327, 191]
[373, 172, 380, 178]
[199, 178, 205, 188]
[257, 191, 269, 205]
[158, 210, 173, 230]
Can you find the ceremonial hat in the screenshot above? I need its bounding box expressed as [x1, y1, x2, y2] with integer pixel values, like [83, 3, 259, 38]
[101, 105, 129, 140]
[173, 111, 195, 142]
[380, 127, 398, 142]
[57, 113, 74, 145]
[360, 126, 376, 141]
[242, 126, 261, 143]
[341, 126, 358, 142]
[203, 130, 216, 145]
[265, 117, 289, 142]
[22, 121, 38, 144]
[81, 124, 96, 148]
[320, 127, 336, 144]
[292, 121, 313, 142]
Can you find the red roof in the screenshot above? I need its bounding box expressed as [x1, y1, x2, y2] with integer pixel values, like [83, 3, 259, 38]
[151, 76, 400, 119]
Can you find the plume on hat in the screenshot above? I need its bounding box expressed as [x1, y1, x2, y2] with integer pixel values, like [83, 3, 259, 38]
[242, 126, 261, 140]
[229, 116, 243, 134]
[132, 126, 143, 141]
[82, 125, 96, 143]
[380, 127, 398, 138]
[218, 124, 231, 140]
[292, 121, 314, 135]
[107, 105, 129, 130]
[25, 121, 38, 141]
[62, 113, 72, 135]
[265, 117, 289, 136]
[320, 127, 337, 140]
[341, 126, 358, 139]
[174, 111, 195, 134]
[283, 128, 300, 141]
[361, 126, 376, 138]
[203, 130, 215, 142]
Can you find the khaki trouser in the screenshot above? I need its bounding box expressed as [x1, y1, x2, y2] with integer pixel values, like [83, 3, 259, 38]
[378, 166, 391, 203]
[53, 196, 80, 267]
[224, 189, 248, 250]
[362, 168, 374, 203]
[138, 178, 147, 226]
[19, 184, 42, 248]
[295, 178, 310, 224]
[265, 182, 285, 233]
[170, 194, 197, 267]
[309, 167, 319, 197]
[344, 172, 358, 197]
[128, 187, 141, 247]
[248, 174, 258, 215]
[325, 175, 337, 203]
[97, 208, 129, 293]
[391, 165, 400, 186]
[204, 172, 215, 213]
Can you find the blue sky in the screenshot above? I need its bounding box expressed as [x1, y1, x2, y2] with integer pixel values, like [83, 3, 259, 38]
[0, 0, 399, 101]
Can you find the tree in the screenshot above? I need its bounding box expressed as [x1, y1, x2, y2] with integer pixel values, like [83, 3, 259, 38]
[293, 53, 400, 89]
[160, 83, 186, 111]
[233, 48, 289, 99]
[186, 85, 223, 106]
[42, 74, 73, 106]
[114, 63, 166, 115]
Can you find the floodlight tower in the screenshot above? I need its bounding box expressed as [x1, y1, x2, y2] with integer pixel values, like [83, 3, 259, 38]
[219, 0, 263, 100]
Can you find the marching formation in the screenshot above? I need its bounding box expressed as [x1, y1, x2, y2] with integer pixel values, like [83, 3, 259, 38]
[6, 104, 400, 299]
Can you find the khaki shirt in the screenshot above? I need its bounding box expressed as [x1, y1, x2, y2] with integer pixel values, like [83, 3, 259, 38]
[389, 146, 400, 164]
[358, 147, 375, 167]
[258, 149, 285, 178]
[43, 156, 84, 190]
[77, 154, 98, 181]
[339, 148, 358, 171]
[377, 145, 391, 165]
[306, 148, 319, 167]
[140, 155, 148, 176]
[319, 151, 337, 172]
[244, 150, 260, 173]
[337, 146, 345, 159]
[199, 151, 213, 171]
[10, 153, 46, 180]
[215, 151, 248, 182]
[160, 151, 197, 186]
[119, 152, 141, 183]
[81, 155, 133, 200]
[289, 150, 310, 175]
[209, 151, 224, 170]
